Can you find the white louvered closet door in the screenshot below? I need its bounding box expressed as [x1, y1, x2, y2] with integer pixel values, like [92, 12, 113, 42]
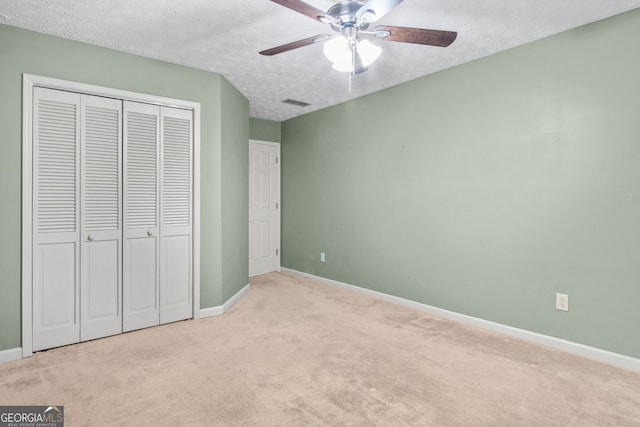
[31, 87, 195, 351]
[80, 94, 123, 341]
[160, 107, 193, 324]
[123, 102, 161, 332]
[32, 87, 82, 351]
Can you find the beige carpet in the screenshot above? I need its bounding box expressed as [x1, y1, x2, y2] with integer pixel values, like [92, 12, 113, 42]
[1, 272, 639, 426]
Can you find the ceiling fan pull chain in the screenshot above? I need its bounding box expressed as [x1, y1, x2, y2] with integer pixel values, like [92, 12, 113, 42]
[349, 47, 355, 93]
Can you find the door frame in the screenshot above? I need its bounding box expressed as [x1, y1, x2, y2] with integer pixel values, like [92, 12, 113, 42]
[249, 139, 281, 276]
[22, 74, 201, 358]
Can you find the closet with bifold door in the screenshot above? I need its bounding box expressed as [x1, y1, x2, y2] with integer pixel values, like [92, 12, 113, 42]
[32, 87, 193, 352]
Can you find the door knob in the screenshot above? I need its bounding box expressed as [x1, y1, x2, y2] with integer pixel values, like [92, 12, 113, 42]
[87, 235, 95, 241]
[147, 230, 154, 236]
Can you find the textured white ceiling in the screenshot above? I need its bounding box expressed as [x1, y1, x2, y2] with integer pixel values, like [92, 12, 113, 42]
[2, 0, 640, 121]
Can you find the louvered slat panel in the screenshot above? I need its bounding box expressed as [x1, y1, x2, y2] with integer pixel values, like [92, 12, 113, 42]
[37, 99, 77, 233]
[162, 116, 191, 227]
[126, 111, 157, 228]
[84, 106, 120, 231]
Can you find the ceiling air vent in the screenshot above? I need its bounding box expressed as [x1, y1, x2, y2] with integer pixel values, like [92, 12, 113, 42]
[282, 99, 310, 107]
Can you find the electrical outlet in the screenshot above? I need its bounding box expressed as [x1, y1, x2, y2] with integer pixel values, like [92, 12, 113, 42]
[320, 252, 326, 263]
[556, 293, 569, 311]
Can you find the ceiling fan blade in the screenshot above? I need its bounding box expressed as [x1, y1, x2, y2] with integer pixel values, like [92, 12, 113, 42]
[355, 0, 404, 23]
[259, 35, 329, 56]
[269, 0, 334, 23]
[374, 25, 457, 47]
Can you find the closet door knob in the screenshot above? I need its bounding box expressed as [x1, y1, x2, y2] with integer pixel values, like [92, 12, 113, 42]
[147, 230, 154, 237]
[87, 235, 95, 241]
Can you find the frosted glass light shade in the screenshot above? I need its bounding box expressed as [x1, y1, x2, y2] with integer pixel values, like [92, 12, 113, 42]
[323, 36, 349, 65]
[323, 37, 382, 73]
[357, 40, 382, 66]
[332, 60, 355, 73]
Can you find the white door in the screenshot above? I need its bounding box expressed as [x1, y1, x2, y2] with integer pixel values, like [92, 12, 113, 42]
[249, 140, 280, 277]
[32, 87, 81, 351]
[122, 102, 160, 332]
[80, 94, 123, 341]
[160, 107, 193, 324]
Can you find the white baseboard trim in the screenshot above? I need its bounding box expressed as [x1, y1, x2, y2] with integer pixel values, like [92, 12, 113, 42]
[2, 285, 252, 364]
[281, 268, 640, 372]
[199, 283, 251, 319]
[0, 347, 23, 364]
[199, 306, 223, 319]
[223, 283, 251, 313]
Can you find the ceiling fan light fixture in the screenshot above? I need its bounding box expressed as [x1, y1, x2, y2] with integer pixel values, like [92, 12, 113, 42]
[357, 39, 382, 66]
[323, 36, 381, 73]
[331, 59, 354, 73]
[323, 35, 349, 64]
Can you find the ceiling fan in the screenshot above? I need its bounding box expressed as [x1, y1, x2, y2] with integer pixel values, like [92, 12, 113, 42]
[260, 0, 457, 77]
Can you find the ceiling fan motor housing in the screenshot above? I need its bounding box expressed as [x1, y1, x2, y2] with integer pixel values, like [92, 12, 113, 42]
[327, 1, 370, 30]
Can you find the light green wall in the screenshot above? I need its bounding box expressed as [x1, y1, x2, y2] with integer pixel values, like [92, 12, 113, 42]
[250, 118, 281, 143]
[0, 24, 249, 351]
[221, 79, 250, 301]
[281, 9, 640, 358]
